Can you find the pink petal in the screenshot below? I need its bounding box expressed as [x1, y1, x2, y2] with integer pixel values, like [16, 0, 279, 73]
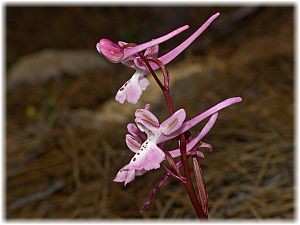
[127, 142, 165, 171]
[135, 169, 147, 176]
[133, 54, 157, 71]
[124, 170, 136, 186]
[115, 84, 127, 103]
[126, 75, 143, 104]
[114, 166, 146, 186]
[123, 25, 189, 59]
[114, 167, 131, 182]
[144, 45, 159, 58]
[113, 172, 126, 182]
[121, 58, 137, 68]
[127, 123, 147, 142]
[135, 108, 160, 132]
[186, 113, 218, 150]
[158, 97, 242, 143]
[168, 113, 218, 158]
[115, 72, 146, 104]
[160, 108, 186, 135]
[158, 13, 220, 66]
[96, 38, 124, 63]
[139, 77, 150, 91]
[118, 41, 143, 69]
[126, 134, 142, 153]
[133, 57, 146, 70]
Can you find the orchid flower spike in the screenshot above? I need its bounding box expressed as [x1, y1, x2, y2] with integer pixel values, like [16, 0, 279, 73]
[97, 13, 220, 104]
[114, 97, 242, 186]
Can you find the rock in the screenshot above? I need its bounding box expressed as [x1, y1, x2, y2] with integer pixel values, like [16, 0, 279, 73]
[8, 49, 107, 89]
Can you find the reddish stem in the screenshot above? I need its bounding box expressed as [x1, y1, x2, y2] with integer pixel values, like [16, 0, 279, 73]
[146, 57, 170, 88]
[138, 54, 174, 114]
[140, 55, 207, 219]
[138, 53, 165, 92]
[180, 135, 208, 219]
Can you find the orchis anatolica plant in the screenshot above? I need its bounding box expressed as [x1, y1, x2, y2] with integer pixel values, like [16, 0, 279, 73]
[96, 12, 242, 219]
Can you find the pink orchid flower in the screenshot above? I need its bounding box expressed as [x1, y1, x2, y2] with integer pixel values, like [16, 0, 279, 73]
[114, 97, 242, 186]
[114, 104, 186, 186]
[97, 13, 220, 104]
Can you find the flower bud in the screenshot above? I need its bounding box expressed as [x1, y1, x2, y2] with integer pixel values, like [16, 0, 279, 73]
[96, 38, 124, 63]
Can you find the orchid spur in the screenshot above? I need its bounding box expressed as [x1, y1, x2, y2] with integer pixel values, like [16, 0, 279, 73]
[97, 13, 220, 104]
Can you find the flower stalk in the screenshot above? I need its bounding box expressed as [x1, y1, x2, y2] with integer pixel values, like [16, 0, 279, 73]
[138, 53, 174, 114]
[140, 55, 208, 219]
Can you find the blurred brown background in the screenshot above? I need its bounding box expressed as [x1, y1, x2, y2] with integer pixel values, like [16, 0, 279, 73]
[6, 6, 294, 219]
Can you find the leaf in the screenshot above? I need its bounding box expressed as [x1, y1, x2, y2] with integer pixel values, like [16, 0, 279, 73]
[193, 158, 208, 215]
